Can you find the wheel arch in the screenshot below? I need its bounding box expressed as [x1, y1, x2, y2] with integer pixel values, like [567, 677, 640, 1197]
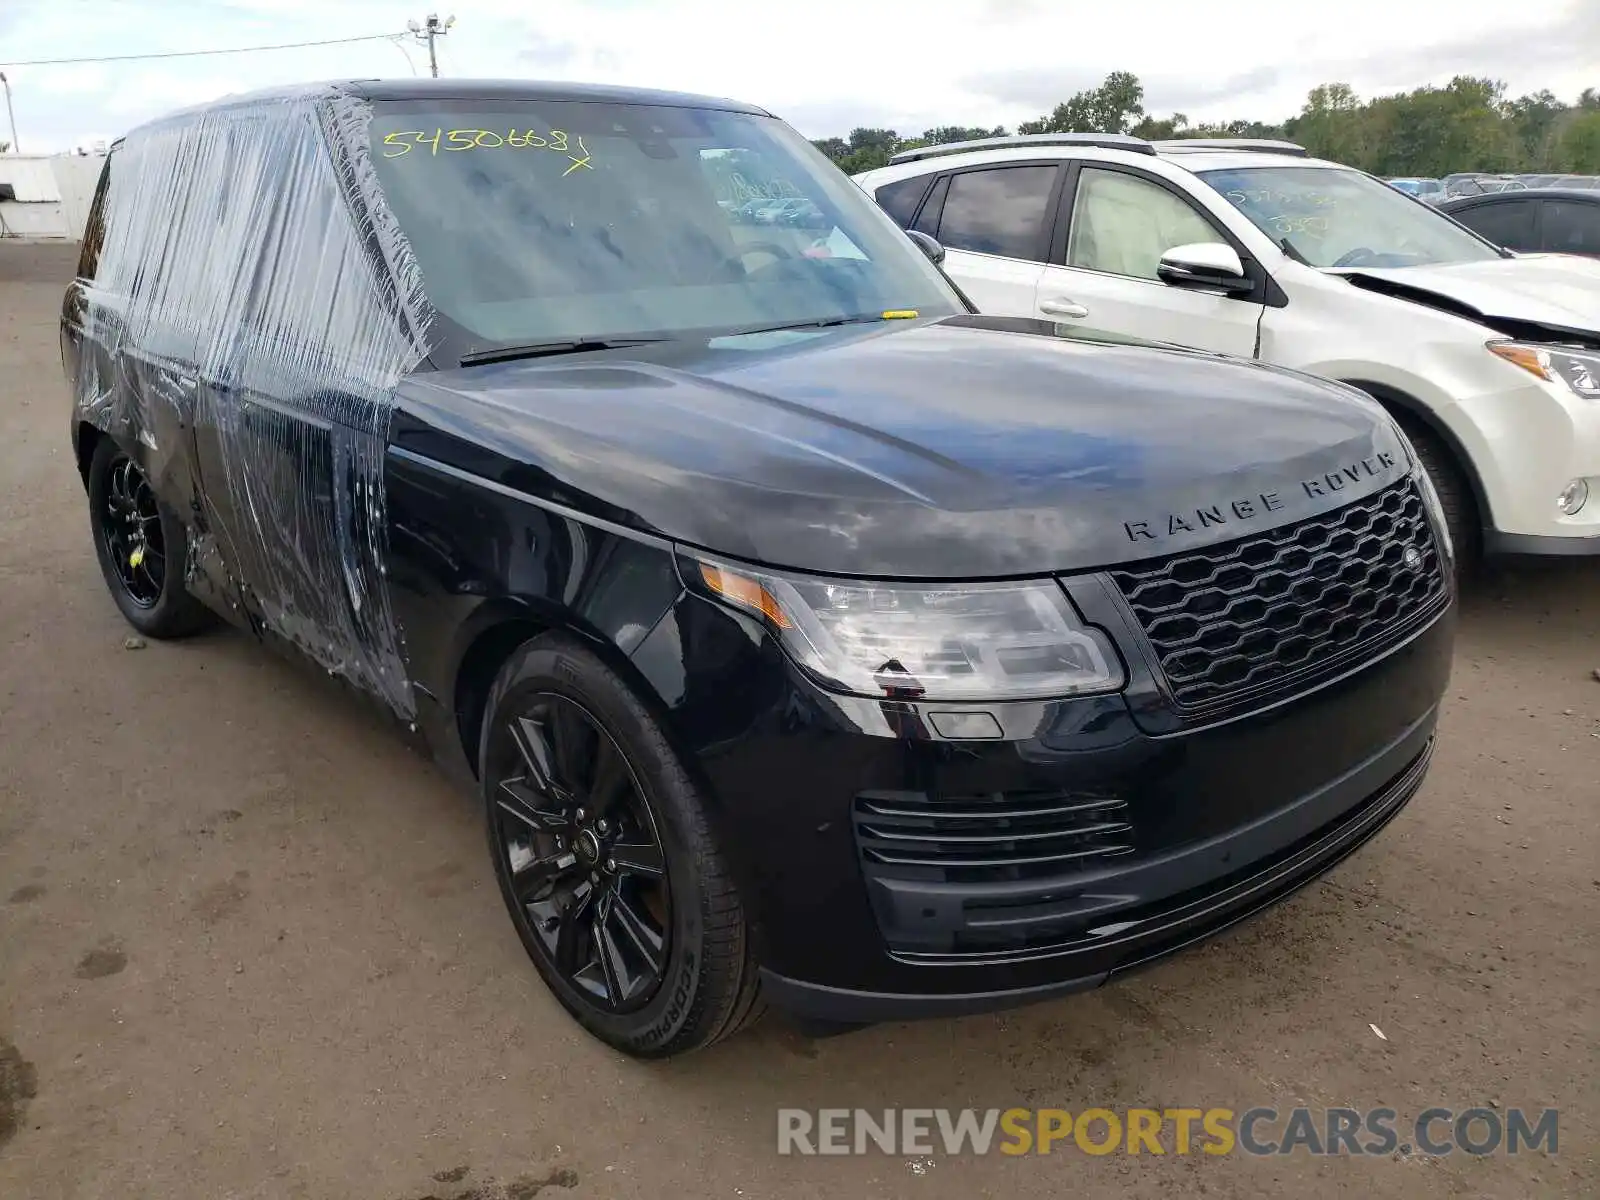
[447, 589, 778, 971]
[1340, 378, 1492, 529]
[75, 419, 104, 487]
[449, 597, 679, 781]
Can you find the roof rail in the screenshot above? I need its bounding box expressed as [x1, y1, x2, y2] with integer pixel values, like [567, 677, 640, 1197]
[889, 132, 1156, 164]
[1154, 138, 1308, 157]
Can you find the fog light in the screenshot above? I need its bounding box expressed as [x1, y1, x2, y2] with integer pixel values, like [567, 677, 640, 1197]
[1558, 478, 1589, 516]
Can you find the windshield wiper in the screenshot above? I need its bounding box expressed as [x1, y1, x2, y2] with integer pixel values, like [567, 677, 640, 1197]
[459, 337, 668, 367]
[728, 315, 893, 336]
[1277, 238, 1312, 266]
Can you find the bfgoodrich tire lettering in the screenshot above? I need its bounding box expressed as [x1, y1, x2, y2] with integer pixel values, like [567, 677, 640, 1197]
[480, 633, 762, 1057]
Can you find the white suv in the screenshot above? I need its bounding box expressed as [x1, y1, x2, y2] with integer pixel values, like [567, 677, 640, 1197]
[854, 134, 1600, 563]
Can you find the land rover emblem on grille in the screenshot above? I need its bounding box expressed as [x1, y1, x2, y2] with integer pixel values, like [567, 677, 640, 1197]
[1403, 546, 1422, 570]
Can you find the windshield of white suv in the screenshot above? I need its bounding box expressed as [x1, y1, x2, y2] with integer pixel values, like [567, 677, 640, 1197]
[1198, 166, 1505, 269]
[367, 99, 962, 357]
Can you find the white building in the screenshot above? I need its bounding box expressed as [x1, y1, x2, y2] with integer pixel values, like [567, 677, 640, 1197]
[0, 153, 107, 239]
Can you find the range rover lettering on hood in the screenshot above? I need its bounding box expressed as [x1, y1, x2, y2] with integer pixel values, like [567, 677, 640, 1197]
[1124, 451, 1400, 545]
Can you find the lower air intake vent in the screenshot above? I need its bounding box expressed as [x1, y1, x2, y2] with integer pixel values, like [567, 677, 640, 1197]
[852, 789, 1135, 884]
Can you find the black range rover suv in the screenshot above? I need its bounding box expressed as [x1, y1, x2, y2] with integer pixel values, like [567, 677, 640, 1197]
[61, 79, 1455, 1056]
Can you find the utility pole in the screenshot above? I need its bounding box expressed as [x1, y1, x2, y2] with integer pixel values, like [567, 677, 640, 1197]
[0, 72, 18, 153]
[407, 14, 456, 78]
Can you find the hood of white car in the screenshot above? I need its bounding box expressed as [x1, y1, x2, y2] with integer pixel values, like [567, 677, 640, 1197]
[1332, 254, 1600, 341]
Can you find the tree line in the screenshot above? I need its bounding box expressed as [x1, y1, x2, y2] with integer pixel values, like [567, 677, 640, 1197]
[811, 71, 1600, 179]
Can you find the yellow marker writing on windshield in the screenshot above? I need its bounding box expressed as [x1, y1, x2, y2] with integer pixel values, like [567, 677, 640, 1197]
[381, 128, 594, 175]
[561, 136, 593, 176]
[881, 310, 919, 320]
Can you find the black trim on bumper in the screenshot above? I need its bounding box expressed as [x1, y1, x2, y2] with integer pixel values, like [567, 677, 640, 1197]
[760, 733, 1434, 1023]
[1486, 529, 1600, 557]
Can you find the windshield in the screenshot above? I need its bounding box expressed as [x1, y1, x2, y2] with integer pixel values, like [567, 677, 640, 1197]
[1199, 165, 1504, 269]
[366, 99, 961, 358]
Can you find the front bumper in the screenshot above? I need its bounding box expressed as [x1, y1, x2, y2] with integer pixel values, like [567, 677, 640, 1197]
[763, 734, 1433, 1022]
[1485, 529, 1600, 557]
[1447, 376, 1600, 551]
[630, 583, 1455, 1024]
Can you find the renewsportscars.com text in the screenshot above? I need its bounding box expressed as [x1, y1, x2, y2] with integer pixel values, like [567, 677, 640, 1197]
[776, 1106, 1559, 1157]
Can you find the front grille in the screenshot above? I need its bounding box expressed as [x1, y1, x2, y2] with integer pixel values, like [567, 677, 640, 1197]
[1111, 479, 1448, 717]
[852, 789, 1135, 883]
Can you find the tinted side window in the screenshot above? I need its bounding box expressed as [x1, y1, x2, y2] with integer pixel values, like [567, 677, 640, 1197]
[1456, 200, 1537, 251]
[873, 176, 931, 228]
[1067, 168, 1219, 280]
[1540, 201, 1600, 256]
[77, 153, 114, 281]
[934, 166, 1056, 261]
[910, 175, 948, 237]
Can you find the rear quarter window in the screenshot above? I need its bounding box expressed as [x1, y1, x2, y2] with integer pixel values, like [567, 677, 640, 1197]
[873, 175, 931, 228]
[77, 152, 114, 281]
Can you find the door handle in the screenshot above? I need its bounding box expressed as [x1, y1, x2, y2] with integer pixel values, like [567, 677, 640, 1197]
[1039, 297, 1089, 319]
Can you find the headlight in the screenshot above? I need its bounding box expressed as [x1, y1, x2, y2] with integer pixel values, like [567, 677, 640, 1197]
[1487, 341, 1600, 399]
[691, 559, 1124, 701]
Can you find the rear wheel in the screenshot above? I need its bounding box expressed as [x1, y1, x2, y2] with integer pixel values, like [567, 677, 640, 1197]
[87, 436, 212, 638]
[480, 633, 762, 1057]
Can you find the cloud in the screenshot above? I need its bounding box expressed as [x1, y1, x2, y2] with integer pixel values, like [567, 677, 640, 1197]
[772, 97, 966, 140]
[1323, 2, 1600, 95]
[1146, 67, 1283, 114]
[0, 0, 1595, 150]
[100, 71, 246, 119]
[29, 65, 113, 97]
[957, 65, 1286, 127]
[0, 0, 43, 38]
[959, 0, 1596, 125]
[953, 69, 1112, 110]
[514, 39, 581, 70]
[979, 0, 1046, 20]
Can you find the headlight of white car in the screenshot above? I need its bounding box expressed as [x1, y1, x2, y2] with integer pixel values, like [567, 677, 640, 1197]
[690, 559, 1125, 701]
[1487, 340, 1600, 399]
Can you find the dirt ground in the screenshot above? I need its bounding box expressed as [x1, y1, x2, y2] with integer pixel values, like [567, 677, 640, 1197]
[0, 239, 1595, 1200]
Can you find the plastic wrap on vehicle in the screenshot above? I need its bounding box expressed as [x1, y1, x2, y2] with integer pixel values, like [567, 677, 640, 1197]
[71, 85, 432, 716]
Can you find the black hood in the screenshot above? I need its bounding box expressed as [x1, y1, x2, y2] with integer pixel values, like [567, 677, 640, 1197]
[392, 316, 1411, 578]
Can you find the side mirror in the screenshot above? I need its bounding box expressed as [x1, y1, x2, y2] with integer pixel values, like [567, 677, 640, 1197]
[905, 229, 946, 266]
[1157, 242, 1252, 294]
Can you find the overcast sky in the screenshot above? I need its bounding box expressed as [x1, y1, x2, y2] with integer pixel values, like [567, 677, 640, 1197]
[2, 0, 1596, 153]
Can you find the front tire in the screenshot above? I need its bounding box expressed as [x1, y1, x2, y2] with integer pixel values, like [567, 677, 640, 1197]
[1400, 421, 1479, 576]
[87, 436, 213, 638]
[480, 633, 762, 1057]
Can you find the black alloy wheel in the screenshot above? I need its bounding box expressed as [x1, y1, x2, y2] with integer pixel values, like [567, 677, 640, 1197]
[489, 692, 672, 1013]
[480, 634, 763, 1057]
[100, 450, 166, 608]
[86, 435, 213, 638]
